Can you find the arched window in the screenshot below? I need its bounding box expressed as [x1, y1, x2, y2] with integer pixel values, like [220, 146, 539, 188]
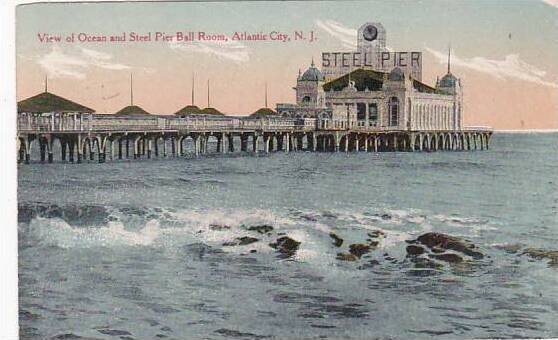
[389, 97, 399, 127]
[302, 96, 311, 104]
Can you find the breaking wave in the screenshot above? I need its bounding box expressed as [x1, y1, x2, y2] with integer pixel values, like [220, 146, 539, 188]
[19, 203, 498, 263]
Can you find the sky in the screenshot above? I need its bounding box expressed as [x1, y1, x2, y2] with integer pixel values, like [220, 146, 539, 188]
[16, 0, 558, 129]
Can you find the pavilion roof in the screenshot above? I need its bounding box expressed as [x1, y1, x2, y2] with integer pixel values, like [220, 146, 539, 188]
[250, 107, 278, 118]
[114, 105, 151, 116]
[17, 91, 95, 113]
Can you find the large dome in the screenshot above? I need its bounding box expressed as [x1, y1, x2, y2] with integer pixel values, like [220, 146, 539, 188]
[300, 62, 324, 82]
[439, 73, 458, 88]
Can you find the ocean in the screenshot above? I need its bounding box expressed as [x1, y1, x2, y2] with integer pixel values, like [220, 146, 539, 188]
[18, 133, 558, 339]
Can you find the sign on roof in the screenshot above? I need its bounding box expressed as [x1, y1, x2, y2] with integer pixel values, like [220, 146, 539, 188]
[321, 22, 422, 82]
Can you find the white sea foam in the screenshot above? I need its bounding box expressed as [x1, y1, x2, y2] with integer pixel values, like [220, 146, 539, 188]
[30, 217, 166, 248]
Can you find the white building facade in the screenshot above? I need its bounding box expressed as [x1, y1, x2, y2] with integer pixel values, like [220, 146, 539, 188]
[276, 22, 464, 131]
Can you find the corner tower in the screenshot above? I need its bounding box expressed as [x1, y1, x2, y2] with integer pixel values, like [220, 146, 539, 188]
[296, 59, 326, 108]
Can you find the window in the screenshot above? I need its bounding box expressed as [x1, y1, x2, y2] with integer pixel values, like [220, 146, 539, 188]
[368, 103, 378, 122]
[302, 96, 311, 103]
[356, 103, 366, 121]
[389, 97, 399, 127]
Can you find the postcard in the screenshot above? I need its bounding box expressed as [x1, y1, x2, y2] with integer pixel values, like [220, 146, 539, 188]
[9, 0, 558, 339]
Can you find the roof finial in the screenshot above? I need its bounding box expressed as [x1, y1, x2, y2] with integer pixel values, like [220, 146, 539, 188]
[265, 82, 268, 108]
[191, 72, 195, 105]
[130, 73, 133, 106]
[207, 79, 210, 108]
[311, 57, 315, 67]
[447, 44, 451, 74]
[44, 75, 48, 92]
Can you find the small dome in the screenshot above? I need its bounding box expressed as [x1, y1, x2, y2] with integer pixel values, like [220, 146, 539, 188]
[250, 107, 278, 118]
[439, 73, 458, 88]
[300, 60, 324, 81]
[388, 67, 405, 81]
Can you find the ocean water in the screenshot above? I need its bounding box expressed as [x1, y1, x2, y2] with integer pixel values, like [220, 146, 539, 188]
[18, 133, 558, 340]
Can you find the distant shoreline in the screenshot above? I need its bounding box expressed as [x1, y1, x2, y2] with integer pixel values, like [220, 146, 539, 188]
[494, 129, 558, 134]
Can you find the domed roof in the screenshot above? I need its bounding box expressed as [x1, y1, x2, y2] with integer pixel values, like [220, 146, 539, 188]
[115, 105, 150, 116]
[201, 107, 224, 115]
[439, 73, 458, 88]
[250, 107, 278, 118]
[300, 60, 324, 82]
[174, 105, 201, 115]
[388, 67, 405, 81]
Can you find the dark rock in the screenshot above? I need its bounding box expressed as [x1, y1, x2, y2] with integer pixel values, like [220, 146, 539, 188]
[247, 224, 274, 234]
[521, 248, 558, 266]
[238, 236, 259, 246]
[209, 224, 230, 231]
[416, 232, 484, 259]
[349, 244, 371, 258]
[368, 240, 379, 247]
[431, 247, 445, 253]
[269, 236, 300, 258]
[406, 245, 425, 256]
[223, 236, 259, 246]
[336, 253, 358, 262]
[368, 230, 386, 238]
[412, 257, 443, 269]
[329, 233, 343, 247]
[250, 249, 257, 253]
[429, 253, 463, 263]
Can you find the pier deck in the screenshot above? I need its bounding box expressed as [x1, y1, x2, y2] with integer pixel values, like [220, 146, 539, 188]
[17, 113, 492, 163]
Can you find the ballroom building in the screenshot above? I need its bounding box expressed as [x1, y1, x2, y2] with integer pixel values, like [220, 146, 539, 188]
[276, 22, 463, 131]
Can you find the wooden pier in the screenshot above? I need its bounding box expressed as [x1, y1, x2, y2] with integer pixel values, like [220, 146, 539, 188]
[17, 113, 492, 164]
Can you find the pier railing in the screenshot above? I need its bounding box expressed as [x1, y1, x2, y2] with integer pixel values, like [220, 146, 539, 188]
[17, 113, 318, 133]
[17, 112, 493, 135]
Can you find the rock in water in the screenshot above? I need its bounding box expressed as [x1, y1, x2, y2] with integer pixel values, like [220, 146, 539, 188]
[521, 248, 558, 266]
[412, 257, 443, 269]
[238, 236, 259, 245]
[429, 253, 463, 263]
[368, 230, 386, 239]
[336, 253, 358, 262]
[209, 224, 230, 231]
[247, 224, 274, 234]
[329, 233, 343, 247]
[222, 236, 259, 246]
[269, 236, 300, 258]
[349, 244, 371, 258]
[406, 245, 425, 256]
[416, 232, 484, 259]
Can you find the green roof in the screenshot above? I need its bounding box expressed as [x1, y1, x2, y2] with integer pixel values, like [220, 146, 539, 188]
[323, 69, 385, 92]
[201, 107, 224, 115]
[17, 91, 95, 113]
[250, 107, 278, 118]
[114, 105, 150, 116]
[323, 68, 445, 94]
[174, 105, 202, 115]
[412, 79, 445, 94]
